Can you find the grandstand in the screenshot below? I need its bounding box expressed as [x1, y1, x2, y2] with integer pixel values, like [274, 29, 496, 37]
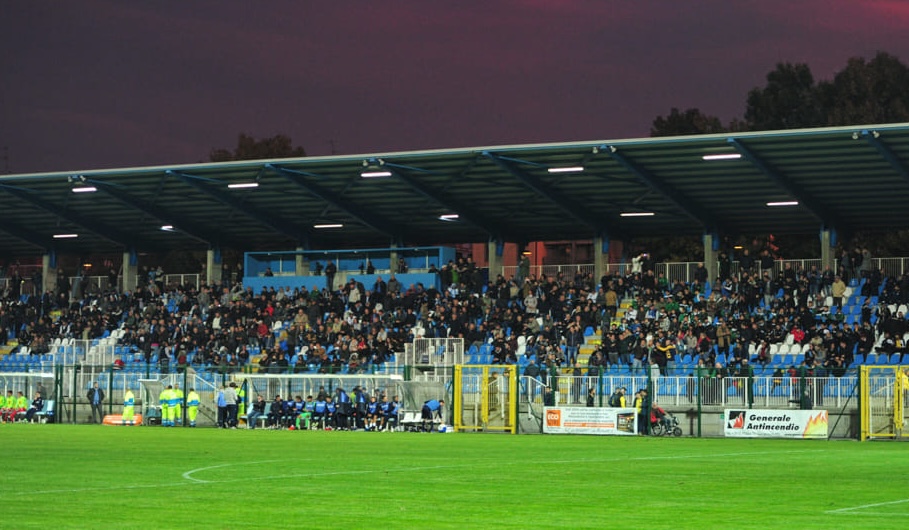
[2, 123, 909, 437]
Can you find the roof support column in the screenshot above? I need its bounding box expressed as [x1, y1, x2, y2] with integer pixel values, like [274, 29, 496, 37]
[206, 248, 223, 287]
[42, 252, 57, 295]
[390, 243, 399, 274]
[488, 239, 503, 281]
[820, 228, 837, 276]
[703, 232, 719, 289]
[295, 247, 310, 276]
[122, 250, 138, 293]
[594, 233, 610, 286]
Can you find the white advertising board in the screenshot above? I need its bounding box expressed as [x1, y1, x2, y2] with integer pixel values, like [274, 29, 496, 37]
[543, 407, 637, 435]
[724, 409, 828, 439]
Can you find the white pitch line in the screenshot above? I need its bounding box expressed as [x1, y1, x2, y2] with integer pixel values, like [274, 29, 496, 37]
[182, 459, 285, 483]
[18, 448, 821, 496]
[826, 498, 909, 514]
[179, 449, 822, 486]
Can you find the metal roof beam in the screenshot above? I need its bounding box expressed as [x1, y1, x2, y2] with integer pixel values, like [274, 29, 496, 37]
[0, 184, 158, 251]
[606, 146, 720, 230]
[0, 218, 54, 250]
[484, 152, 608, 233]
[267, 164, 400, 239]
[728, 138, 839, 228]
[89, 180, 221, 246]
[168, 170, 309, 245]
[861, 129, 909, 180]
[385, 166, 512, 240]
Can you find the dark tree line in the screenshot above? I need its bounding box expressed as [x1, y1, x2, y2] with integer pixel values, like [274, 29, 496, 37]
[651, 52, 909, 137]
[210, 133, 306, 162]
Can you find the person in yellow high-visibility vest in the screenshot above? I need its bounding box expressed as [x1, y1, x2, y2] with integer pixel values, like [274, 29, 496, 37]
[186, 388, 200, 427]
[0, 391, 9, 423]
[1, 391, 15, 423]
[159, 386, 171, 427]
[165, 385, 179, 427]
[173, 384, 185, 425]
[237, 384, 246, 420]
[122, 388, 135, 425]
[901, 369, 909, 408]
[15, 392, 28, 422]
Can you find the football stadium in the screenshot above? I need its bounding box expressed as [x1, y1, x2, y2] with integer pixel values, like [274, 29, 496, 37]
[2, 123, 909, 528]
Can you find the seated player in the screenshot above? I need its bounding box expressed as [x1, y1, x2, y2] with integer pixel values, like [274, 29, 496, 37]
[25, 391, 45, 423]
[365, 396, 380, 431]
[324, 396, 336, 430]
[13, 391, 28, 422]
[289, 396, 305, 429]
[267, 395, 284, 429]
[312, 395, 327, 429]
[296, 396, 313, 430]
[0, 390, 13, 423]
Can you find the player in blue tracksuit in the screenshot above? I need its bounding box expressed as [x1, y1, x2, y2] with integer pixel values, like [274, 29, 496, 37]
[421, 399, 444, 432]
[335, 387, 351, 430]
[324, 396, 337, 430]
[384, 396, 401, 431]
[312, 396, 327, 429]
[365, 396, 380, 430]
[353, 386, 367, 429]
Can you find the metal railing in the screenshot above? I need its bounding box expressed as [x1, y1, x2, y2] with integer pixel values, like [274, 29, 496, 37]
[496, 257, 909, 286]
[518, 374, 858, 410]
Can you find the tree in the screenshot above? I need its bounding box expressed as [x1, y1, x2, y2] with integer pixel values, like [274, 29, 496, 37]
[650, 107, 726, 137]
[820, 52, 909, 126]
[744, 62, 825, 130]
[210, 133, 306, 162]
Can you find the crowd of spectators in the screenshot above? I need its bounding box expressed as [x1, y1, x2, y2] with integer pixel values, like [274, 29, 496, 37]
[1, 250, 908, 380]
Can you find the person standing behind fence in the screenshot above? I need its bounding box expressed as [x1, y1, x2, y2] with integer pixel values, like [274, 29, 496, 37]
[215, 385, 227, 428]
[223, 382, 239, 429]
[122, 387, 135, 425]
[186, 388, 200, 427]
[87, 382, 105, 424]
[634, 389, 649, 435]
[523, 359, 541, 402]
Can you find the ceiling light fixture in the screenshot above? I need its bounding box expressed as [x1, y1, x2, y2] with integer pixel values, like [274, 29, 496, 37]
[71, 186, 97, 193]
[314, 223, 343, 229]
[766, 201, 799, 207]
[160, 225, 175, 231]
[620, 212, 655, 217]
[547, 166, 584, 174]
[227, 182, 259, 189]
[702, 153, 742, 161]
[439, 214, 459, 221]
[360, 170, 392, 178]
[53, 233, 79, 239]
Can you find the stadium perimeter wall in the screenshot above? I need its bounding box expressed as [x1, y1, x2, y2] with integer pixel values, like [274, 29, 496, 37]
[518, 405, 858, 439]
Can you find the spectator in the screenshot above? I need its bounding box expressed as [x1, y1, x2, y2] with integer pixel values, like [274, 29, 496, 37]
[247, 394, 266, 429]
[86, 382, 105, 424]
[25, 391, 45, 423]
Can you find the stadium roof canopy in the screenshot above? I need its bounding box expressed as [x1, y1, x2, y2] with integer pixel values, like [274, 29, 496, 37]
[2, 122, 909, 257]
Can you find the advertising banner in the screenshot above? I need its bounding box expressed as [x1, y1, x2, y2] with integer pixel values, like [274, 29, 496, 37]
[724, 409, 828, 439]
[543, 407, 637, 435]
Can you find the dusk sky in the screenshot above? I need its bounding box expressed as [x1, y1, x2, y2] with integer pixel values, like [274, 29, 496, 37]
[3, 1, 908, 174]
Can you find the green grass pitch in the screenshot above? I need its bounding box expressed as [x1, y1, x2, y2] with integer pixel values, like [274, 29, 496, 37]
[2, 425, 907, 529]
